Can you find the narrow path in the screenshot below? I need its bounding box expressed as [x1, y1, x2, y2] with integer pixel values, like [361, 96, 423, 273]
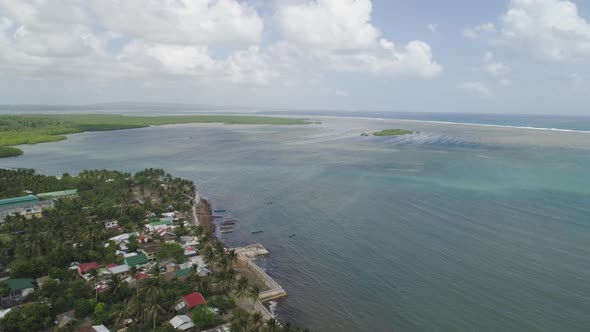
[192, 191, 200, 226]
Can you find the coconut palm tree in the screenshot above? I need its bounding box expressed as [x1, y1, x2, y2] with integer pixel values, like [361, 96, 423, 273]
[188, 268, 209, 294]
[109, 275, 126, 300]
[250, 312, 263, 330]
[217, 269, 236, 292]
[214, 241, 225, 257]
[23, 231, 43, 257]
[145, 302, 165, 330]
[233, 275, 249, 300]
[230, 308, 252, 332]
[216, 254, 230, 271]
[201, 245, 215, 266]
[142, 278, 164, 302]
[145, 289, 166, 330]
[112, 299, 134, 328]
[87, 268, 100, 301]
[226, 249, 238, 265]
[248, 284, 261, 305]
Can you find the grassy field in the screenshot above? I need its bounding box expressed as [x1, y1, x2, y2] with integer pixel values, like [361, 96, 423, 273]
[0, 114, 311, 158]
[373, 128, 415, 136]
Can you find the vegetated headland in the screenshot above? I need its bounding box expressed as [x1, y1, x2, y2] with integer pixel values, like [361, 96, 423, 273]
[0, 114, 313, 158]
[0, 167, 299, 331]
[372, 128, 415, 136]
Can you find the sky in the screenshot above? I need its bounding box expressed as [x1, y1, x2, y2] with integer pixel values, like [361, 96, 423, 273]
[0, 0, 590, 114]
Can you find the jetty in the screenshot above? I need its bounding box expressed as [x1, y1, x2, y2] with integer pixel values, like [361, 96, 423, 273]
[233, 243, 269, 258]
[233, 243, 287, 303]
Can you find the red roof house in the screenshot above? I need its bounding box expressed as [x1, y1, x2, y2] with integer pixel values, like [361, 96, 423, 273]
[181, 292, 206, 308]
[78, 262, 99, 275]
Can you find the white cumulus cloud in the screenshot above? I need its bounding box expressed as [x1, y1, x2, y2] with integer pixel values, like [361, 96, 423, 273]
[276, 0, 442, 78]
[499, 0, 590, 61]
[0, 0, 442, 92]
[276, 0, 379, 50]
[91, 0, 264, 45]
[467, 0, 590, 62]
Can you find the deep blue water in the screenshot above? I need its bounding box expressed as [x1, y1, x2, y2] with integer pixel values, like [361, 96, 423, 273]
[1, 116, 590, 331]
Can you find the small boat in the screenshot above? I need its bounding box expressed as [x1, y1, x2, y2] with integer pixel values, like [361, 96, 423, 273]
[251, 229, 264, 234]
[212, 215, 223, 219]
[266, 201, 273, 205]
[222, 220, 236, 225]
[221, 230, 233, 234]
[224, 219, 238, 223]
[214, 209, 226, 213]
[220, 225, 234, 230]
[289, 234, 296, 238]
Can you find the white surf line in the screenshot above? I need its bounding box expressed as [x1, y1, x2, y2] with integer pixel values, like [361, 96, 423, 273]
[301, 115, 590, 134]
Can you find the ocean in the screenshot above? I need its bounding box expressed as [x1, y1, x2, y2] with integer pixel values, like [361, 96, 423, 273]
[2, 114, 590, 331]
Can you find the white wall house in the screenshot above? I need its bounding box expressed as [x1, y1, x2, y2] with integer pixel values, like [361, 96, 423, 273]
[104, 220, 119, 229]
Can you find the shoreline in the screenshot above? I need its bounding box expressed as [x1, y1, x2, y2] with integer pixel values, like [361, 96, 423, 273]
[191, 187, 287, 322]
[0, 114, 313, 159]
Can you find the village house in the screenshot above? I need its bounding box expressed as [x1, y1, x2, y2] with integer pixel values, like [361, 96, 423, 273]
[203, 323, 231, 332]
[78, 262, 99, 276]
[159, 259, 177, 273]
[162, 211, 175, 218]
[104, 219, 119, 229]
[145, 219, 173, 232]
[1, 278, 34, 300]
[94, 280, 109, 293]
[184, 246, 197, 257]
[106, 264, 130, 277]
[108, 232, 138, 244]
[175, 292, 206, 311]
[0, 195, 54, 223]
[76, 325, 110, 332]
[36, 275, 59, 289]
[140, 242, 161, 260]
[36, 189, 78, 200]
[169, 315, 195, 331]
[162, 270, 176, 282]
[55, 310, 77, 329]
[175, 268, 191, 281]
[124, 253, 149, 267]
[180, 235, 199, 246]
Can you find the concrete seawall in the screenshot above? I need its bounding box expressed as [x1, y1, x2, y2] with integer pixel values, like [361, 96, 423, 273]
[236, 252, 287, 302]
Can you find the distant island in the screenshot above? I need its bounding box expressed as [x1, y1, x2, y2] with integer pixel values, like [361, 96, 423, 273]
[372, 129, 415, 136]
[0, 167, 302, 331]
[0, 114, 313, 158]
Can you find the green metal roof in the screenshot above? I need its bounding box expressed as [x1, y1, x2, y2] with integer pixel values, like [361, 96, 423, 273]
[4, 278, 34, 291]
[150, 220, 173, 227]
[0, 196, 39, 208]
[175, 268, 191, 278]
[36, 189, 78, 199]
[124, 253, 148, 267]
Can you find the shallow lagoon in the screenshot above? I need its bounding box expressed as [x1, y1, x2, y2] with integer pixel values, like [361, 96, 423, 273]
[3, 117, 590, 331]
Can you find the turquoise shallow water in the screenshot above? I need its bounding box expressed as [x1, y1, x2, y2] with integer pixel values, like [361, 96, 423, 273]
[2, 117, 590, 331]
